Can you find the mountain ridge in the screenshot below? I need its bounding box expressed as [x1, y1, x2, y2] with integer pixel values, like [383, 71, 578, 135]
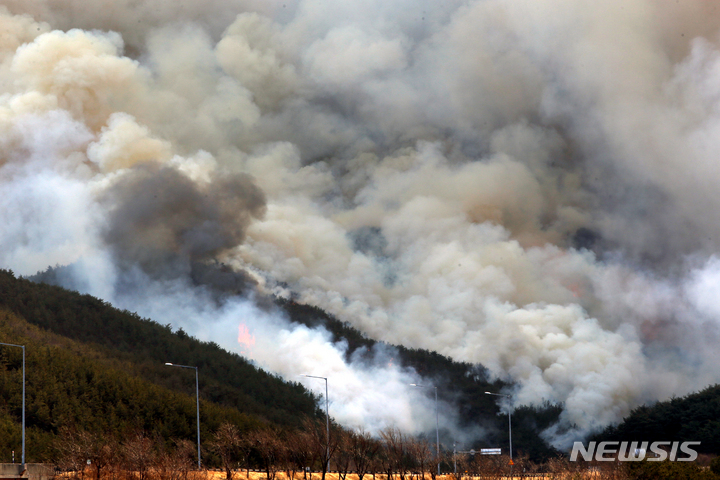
[6, 267, 566, 461]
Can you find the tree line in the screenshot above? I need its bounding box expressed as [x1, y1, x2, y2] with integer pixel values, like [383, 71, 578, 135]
[594, 384, 720, 455]
[53, 419, 519, 480]
[55, 419, 720, 480]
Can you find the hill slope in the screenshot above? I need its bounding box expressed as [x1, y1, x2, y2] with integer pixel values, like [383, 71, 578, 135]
[0, 305, 270, 461]
[1, 268, 564, 462]
[0, 269, 324, 461]
[595, 384, 720, 454]
[0, 269, 319, 427]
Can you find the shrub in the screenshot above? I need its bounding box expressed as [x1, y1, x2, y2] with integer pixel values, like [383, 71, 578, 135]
[625, 459, 718, 480]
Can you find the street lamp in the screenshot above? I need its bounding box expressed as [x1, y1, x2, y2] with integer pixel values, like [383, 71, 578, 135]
[166, 363, 201, 469]
[0, 343, 24, 470]
[410, 384, 441, 476]
[485, 392, 512, 466]
[300, 374, 330, 470]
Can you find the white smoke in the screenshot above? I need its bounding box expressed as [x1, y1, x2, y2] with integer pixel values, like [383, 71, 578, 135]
[2, 0, 720, 448]
[101, 270, 462, 439]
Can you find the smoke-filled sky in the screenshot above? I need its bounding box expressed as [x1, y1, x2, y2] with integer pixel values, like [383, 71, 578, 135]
[3, 0, 720, 448]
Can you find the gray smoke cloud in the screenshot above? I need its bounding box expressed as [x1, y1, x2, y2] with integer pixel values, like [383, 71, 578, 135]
[2, 0, 720, 448]
[101, 162, 265, 274]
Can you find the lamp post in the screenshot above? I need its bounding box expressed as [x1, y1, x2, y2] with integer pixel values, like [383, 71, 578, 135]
[410, 384, 441, 476]
[0, 343, 24, 470]
[485, 392, 512, 466]
[166, 363, 201, 469]
[300, 374, 330, 470]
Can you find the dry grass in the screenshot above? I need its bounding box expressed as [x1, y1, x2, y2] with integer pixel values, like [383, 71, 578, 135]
[203, 472, 618, 480]
[62, 466, 627, 480]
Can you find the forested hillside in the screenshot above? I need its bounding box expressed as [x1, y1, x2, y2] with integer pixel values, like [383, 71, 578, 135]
[0, 269, 322, 460]
[0, 306, 270, 460]
[0, 268, 565, 463]
[594, 384, 720, 454]
[0, 270, 319, 426]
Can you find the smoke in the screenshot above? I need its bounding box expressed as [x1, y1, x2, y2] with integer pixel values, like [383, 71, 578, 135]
[100, 162, 265, 274]
[3, 0, 720, 448]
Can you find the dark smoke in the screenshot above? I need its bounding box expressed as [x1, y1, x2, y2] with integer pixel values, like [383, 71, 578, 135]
[101, 162, 266, 276]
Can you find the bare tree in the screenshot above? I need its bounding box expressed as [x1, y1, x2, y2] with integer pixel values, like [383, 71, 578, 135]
[302, 416, 340, 480]
[237, 432, 255, 479]
[506, 453, 533, 477]
[374, 443, 393, 480]
[283, 430, 313, 480]
[407, 438, 433, 480]
[348, 428, 380, 480]
[449, 450, 469, 480]
[333, 429, 352, 480]
[155, 439, 196, 480]
[251, 428, 283, 480]
[426, 445, 441, 480]
[54, 429, 117, 480]
[208, 423, 242, 480]
[54, 428, 90, 479]
[380, 428, 409, 480]
[120, 431, 156, 480]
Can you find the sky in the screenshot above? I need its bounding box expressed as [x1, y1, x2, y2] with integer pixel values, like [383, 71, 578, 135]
[2, 0, 720, 448]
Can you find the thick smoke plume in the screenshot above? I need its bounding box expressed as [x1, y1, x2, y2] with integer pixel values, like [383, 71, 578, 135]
[101, 162, 265, 274]
[3, 0, 720, 448]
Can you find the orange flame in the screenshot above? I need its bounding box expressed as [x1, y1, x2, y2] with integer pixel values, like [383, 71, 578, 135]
[237, 323, 256, 354]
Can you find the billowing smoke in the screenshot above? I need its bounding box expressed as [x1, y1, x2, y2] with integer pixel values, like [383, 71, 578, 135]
[3, 0, 720, 448]
[101, 162, 265, 274]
